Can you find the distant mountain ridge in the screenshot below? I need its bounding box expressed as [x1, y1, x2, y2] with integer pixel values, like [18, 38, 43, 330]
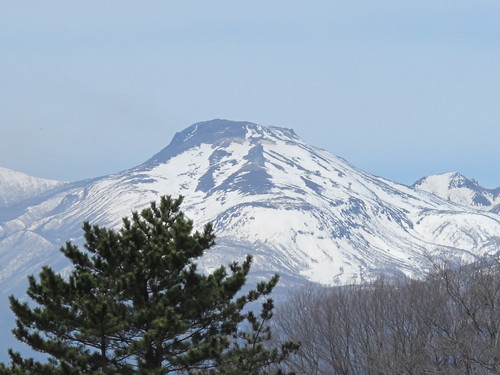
[413, 172, 500, 213]
[0, 167, 64, 209]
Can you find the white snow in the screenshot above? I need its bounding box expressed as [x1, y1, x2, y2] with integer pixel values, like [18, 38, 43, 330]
[0, 167, 64, 207]
[414, 172, 500, 211]
[1, 121, 499, 291]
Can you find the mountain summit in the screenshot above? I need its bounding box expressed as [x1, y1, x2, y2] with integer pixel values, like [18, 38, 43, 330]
[413, 172, 500, 213]
[146, 119, 298, 167]
[1, 119, 499, 294]
[0, 167, 63, 209]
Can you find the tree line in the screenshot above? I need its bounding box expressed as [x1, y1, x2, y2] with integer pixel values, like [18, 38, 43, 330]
[274, 257, 500, 375]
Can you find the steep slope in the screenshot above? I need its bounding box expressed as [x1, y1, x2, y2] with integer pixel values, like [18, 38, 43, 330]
[1, 119, 499, 295]
[413, 172, 500, 212]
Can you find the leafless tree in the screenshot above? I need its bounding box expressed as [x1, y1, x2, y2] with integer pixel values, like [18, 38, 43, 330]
[274, 257, 500, 375]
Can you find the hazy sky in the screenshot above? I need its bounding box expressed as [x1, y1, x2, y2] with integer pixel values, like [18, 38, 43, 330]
[1, 1, 499, 187]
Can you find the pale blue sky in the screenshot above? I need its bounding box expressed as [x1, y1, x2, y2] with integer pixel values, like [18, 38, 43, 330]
[1, 1, 499, 187]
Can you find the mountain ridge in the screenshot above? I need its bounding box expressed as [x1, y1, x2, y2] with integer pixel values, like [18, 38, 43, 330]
[1, 119, 499, 291]
[0, 167, 64, 209]
[413, 172, 500, 212]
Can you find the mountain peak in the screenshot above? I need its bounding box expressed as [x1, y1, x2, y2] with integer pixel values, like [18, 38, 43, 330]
[445, 172, 479, 189]
[413, 172, 476, 190]
[413, 172, 499, 211]
[145, 119, 298, 166]
[0, 167, 63, 208]
[1, 119, 500, 294]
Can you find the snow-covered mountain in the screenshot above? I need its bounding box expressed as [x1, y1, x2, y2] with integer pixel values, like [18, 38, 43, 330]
[0, 167, 64, 209]
[1, 119, 499, 297]
[413, 172, 500, 213]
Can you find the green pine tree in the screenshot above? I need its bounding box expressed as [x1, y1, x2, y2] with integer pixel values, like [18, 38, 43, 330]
[190, 296, 299, 375]
[4, 196, 296, 374]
